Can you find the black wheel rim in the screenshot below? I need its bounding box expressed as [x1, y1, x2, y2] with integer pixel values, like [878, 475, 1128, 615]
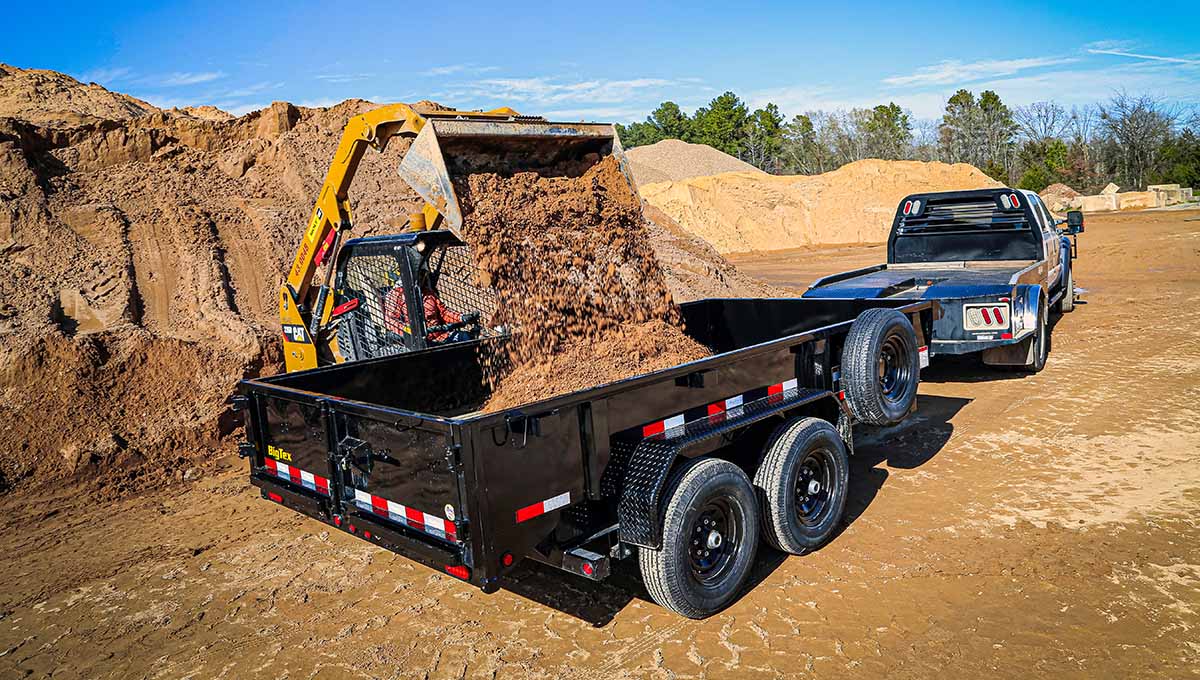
[687, 496, 742, 586]
[795, 447, 835, 526]
[877, 333, 913, 405]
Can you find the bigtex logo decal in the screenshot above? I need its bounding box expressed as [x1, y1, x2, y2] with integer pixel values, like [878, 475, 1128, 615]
[282, 324, 310, 344]
[267, 445, 293, 462]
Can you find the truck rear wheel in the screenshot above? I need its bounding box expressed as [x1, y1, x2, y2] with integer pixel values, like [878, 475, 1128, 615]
[841, 308, 920, 426]
[754, 417, 849, 554]
[639, 458, 759, 619]
[1023, 297, 1049, 373]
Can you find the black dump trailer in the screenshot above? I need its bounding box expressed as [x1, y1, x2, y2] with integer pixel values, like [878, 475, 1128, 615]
[236, 297, 936, 618]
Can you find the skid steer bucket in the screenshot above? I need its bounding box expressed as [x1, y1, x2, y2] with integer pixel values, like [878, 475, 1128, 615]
[397, 117, 634, 234]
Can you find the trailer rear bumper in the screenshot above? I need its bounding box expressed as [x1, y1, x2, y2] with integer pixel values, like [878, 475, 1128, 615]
[250, 474, 484, 589]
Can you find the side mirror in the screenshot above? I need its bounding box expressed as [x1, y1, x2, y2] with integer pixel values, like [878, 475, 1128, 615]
[1065, 210, 1085, 234]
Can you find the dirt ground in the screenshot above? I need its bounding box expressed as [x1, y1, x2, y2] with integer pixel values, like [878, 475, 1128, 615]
[2, 208, 1198, 679]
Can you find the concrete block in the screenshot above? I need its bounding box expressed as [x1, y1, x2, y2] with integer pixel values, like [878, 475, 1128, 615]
[1116, 191, 1161, 210]
[1152, 187, 1180, 203]
[1100, 182, 1121, 195]
[1078, 194, 1119, 212]
[1147, 183, 1180, 191]
[1182, 187, 1194, 202]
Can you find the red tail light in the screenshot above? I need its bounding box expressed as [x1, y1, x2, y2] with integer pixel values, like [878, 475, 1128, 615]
[445, 564, 470, 580]
[981, 308, 992, 325]
[993, 307, 1004, 322]
[267, 492, 283, 503]
[1010, 193, 1021, 208]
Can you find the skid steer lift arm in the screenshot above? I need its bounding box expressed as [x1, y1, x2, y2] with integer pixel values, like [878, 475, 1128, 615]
[279, 104, 519, 371]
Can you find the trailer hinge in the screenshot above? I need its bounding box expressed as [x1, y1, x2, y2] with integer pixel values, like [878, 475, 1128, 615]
[229, 394, 251, 411]
[237, 441, 256, 459]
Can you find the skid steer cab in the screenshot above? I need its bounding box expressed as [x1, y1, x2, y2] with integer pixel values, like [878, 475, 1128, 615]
[326, 231, 500, 363]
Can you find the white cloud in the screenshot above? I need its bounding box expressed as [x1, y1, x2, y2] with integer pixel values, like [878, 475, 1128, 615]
[883, 57, 1078, 87]
[78, 66, 132, 84]
[316, 73, 374, 83]
[422, 64, 500, 77]
[162, 71, 225, 86]
[450, 77, 675, 105]
[220, 81, 285, 98]
[1086, 49, 1200, 66]
[223, 102, 270, 116]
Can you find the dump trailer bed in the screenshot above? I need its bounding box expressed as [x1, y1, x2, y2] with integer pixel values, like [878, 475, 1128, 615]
[237, 297, 936, 617]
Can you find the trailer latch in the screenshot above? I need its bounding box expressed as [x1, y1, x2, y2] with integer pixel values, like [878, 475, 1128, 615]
[505, 409, 558, 448]
[237, 441, 256, 459]
[337, 437, 373, 474]
[229, 394, 251, 411]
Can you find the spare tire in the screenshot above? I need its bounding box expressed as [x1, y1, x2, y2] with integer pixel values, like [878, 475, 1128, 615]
[840, 308, 920, 426]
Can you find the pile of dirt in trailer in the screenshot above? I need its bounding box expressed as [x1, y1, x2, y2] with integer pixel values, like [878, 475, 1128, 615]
[453, 156, 709, 411]
[625, 139, 763, 186]
[639, 159, 1003, 254]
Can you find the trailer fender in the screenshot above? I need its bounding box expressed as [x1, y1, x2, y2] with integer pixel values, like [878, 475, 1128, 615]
[617, 392, 847, 549]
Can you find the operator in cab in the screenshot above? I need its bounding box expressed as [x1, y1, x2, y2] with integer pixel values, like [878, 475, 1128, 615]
[383, 259, 477, 344]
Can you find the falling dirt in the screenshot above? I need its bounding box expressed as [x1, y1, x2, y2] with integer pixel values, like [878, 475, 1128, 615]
[451, 155, 705, 410]
[1, 208, 1197, 678]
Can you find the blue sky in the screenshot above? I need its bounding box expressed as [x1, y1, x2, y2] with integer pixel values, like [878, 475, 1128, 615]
[3, 1, 1198, 121]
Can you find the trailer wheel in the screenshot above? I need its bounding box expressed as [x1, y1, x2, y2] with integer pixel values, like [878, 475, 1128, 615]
[1058, 266, 1075, 313]
[841, 308, 920, 426]
[754, 417, 849, 554]
[1023, 296, 1049, 373]
[639, 458, 759, 619]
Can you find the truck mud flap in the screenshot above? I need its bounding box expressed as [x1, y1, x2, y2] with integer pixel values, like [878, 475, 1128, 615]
[616, 382, 837, 549]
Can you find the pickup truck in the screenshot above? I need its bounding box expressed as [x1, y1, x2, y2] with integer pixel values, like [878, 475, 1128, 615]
[804, 188, 1083, 372]
[236, 287, 936, 618]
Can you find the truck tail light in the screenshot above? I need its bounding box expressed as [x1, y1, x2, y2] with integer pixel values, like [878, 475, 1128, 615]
[963, 302, 1011, 331]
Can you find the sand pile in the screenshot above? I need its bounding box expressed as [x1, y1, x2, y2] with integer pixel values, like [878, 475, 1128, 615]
[1040, 183, 1081, 212]
[625, 139, 763, 186]
[453, 156, 708, 410]
[640, 159, 1003, 254]
[0, 63, 159, 126]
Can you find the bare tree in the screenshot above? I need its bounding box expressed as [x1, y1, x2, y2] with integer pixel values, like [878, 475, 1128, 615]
[1015, 101, 1067, 142]
[1098, 91, 1180, 189]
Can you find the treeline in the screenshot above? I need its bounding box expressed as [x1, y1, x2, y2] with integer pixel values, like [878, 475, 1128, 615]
[616, 90, 1200, 194]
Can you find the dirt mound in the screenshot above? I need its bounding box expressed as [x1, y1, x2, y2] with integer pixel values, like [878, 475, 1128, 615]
[1040, 183, 1081, 212]
[0, 88, 432, 492]
[643, 204, 793, 300]
[174, 105, 235, 122]
[640, 159, 1003, 254]
[0, 63, 159, 127]
[452, 156, 705, 410]
[626, 139, 763, 186]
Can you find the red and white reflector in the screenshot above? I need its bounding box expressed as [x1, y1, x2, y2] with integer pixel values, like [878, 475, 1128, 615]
[516, 491, 571, 523]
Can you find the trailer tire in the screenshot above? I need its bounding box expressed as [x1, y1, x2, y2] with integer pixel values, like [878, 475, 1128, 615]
[754, 417, 849, 554]
[840, 308, 920, 426]
[639, 458, 759, 619]
[1058, 266, 1075, 313]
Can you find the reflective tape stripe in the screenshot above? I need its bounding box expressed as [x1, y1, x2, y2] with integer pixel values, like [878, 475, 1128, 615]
[352, 488, 457, 541]
[516, 491, 571, 523]
[263, 458, 330, 497]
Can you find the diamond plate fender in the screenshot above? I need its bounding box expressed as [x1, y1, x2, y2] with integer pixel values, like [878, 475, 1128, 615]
[616, 438, 681, 548]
